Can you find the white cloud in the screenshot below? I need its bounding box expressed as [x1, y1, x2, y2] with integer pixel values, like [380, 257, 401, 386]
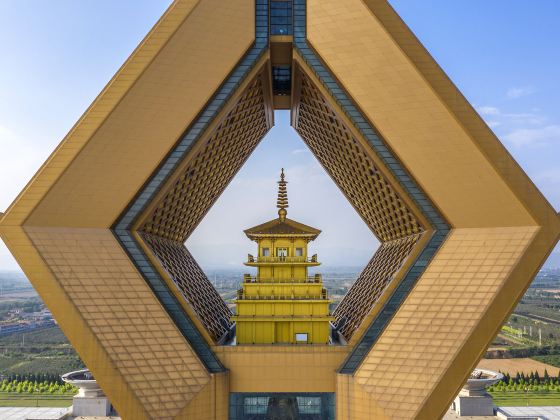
[507, 86, 535, 99]
[477, 106, 500, 116]
[291, 148, 308, 155]
[535, 168, 560, 184]
[477, 105, 545, 126]
[503, 125, 560, 148]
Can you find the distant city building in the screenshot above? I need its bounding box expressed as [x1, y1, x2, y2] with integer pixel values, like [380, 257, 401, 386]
[234, 169, 332, 344]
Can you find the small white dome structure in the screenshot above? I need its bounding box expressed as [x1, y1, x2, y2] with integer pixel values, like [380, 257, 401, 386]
[452, 369, 503, 417]
[61, 369, 111, 416]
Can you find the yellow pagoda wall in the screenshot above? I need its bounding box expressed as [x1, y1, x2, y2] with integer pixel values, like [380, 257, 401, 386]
[242, 283, 324, 298]
[238, 224, 329, 344]
[236, 319, 330, 344]
[255, 237, 312, 280]
[236, 300, 330, 317]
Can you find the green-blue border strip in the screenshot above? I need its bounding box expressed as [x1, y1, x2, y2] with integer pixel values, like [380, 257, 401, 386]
[112, 0, 270, 373]
[291, 0, 450, 373]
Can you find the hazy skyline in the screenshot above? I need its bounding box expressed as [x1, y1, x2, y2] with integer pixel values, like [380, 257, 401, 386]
[0, 1, 558, 271]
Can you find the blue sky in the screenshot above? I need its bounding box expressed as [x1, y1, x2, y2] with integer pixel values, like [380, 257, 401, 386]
[0, 1, 558, 271]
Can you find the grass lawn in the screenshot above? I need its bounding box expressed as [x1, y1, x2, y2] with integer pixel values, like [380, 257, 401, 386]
[0, 394, 72, 407]
[490, 390, 560, 406]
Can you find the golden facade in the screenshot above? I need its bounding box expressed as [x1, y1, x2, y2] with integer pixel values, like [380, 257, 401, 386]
[0, 0, 558, 419]
[234, 169, 332, 345]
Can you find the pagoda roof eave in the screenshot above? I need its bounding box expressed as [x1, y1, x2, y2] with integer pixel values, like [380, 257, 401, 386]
[244, 217, 321, 238]
[245, 232, 319, 239]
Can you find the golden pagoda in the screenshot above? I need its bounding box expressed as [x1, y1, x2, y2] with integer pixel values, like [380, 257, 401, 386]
[233, 169, 333, 344]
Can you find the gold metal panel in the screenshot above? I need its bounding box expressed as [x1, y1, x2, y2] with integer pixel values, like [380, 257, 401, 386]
[294, 71, 424, 241]
[354, 227, 538, 419]
[0, 1, 557, 418]
[141, 75, 271, 242]
[25, 227, 210, 419]
[141, 233, 233, 342]
[360, 0, 558, 228]
[303, 2, 560, 417]
[0, 226, 149, 419]
[307, 0, 536, 228]
[293, 66, 428, 343]
[215, 346, 348, 393]
[333, 234, 422, 340]
[136, 70, 272, 343]
[336, 374, 388, 420]
[176, 373, 230, 420]
[26, 0, 255, 229]
[1, 0, 201, 228]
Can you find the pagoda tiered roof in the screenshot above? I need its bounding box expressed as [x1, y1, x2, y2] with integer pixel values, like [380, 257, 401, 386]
[244, 217, 320, 239]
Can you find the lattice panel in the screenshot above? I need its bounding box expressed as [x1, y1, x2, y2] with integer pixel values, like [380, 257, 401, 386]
[139, 73, 270, 343]
[142, 75, 270, 242]
[26, 228, 210, 418]
[141, 232, 232, 342]
[356, 227, 538, 418]
[295, 73, 423, 242]
[294, 71, 428, 341]
[333, 234, 423, 340]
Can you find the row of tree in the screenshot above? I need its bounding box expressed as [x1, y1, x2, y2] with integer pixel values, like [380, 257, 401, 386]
[488, 370, 560, 392]
[0, 373, 66, 385]
[0, 379, 76, 395]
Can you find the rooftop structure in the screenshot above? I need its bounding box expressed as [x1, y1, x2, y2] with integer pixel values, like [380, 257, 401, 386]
[0, 0, 558, 419]
[233, 169, 332, 344]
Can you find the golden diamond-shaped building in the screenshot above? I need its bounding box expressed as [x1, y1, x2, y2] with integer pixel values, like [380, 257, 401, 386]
[0, 0, 559, 419]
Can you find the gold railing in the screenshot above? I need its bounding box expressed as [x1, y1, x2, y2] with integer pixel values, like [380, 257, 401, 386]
[243, 274, 322, 283]
[246, 254, 318, 264]
[236, 289, 329, 300]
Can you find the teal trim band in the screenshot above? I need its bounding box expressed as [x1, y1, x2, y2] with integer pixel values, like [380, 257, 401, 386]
[113, 0, 270, 373]
[291, 0, 450, 373]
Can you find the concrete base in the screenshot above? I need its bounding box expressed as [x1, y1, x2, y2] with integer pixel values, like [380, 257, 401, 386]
[72, 396, 111, 417]
[452, 394, 495, 416]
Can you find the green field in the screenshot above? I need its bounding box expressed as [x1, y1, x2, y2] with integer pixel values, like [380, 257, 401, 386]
[0, 326, 71, 346]
[532, 354, 560, 368]
[490, 390, 560, 406]
[0, 356, 82, 376]
[0, 326, 83, 376]
[0, 394, 72, 407]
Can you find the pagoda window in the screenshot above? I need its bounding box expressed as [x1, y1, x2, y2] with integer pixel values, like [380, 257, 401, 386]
[295, 247, 303, 257]
[276, 247, 288, 257]
[262, 247, 270, 257]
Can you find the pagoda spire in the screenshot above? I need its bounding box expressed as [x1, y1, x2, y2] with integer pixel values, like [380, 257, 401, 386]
[277, 168, 288, 221]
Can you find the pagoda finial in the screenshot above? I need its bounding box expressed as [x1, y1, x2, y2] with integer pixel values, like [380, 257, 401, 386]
[277, 168, 288, 221]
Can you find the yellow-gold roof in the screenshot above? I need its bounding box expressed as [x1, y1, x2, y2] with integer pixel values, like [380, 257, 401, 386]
[244, 216, 321, 240]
